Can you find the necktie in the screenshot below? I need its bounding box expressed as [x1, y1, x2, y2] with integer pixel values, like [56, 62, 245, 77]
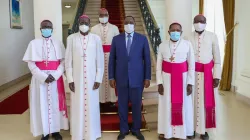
[127, 34, 132, 55]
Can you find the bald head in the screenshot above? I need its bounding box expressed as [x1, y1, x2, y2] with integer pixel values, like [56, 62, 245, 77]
[193, 15, 206, 24]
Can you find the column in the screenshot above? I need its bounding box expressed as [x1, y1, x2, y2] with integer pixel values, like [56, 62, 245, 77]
[33, 0, 63, 41]
[165, 0, 192, 39]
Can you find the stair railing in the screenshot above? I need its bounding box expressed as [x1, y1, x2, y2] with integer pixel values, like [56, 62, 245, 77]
[138, 0, 162, 56]
[68, 0, 87, 35]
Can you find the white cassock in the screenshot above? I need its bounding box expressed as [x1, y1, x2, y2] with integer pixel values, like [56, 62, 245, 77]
[65, 32, 104, 140]
[189, 31, 221, 135]
[23, 38, 69, 137]
[156, 39, 195, 139]
[91, 23, 119, 103]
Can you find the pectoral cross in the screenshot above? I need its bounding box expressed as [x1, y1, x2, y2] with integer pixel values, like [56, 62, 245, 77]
[169, 55, 175, 62]
[44, 61, 49, 67]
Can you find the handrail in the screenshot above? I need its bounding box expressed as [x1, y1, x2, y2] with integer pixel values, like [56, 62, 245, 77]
[69, 0, 81, 29]
[226, 22, 239, 37]
[138, 0, 162, 55]
[68, 0, 87, 35]
[144, 0, 159, 29]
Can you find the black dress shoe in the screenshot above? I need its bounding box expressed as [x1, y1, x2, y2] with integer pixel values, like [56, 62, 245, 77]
[41, 135, 49, 140]
[117, 132, 129, 140]
[109, 102, 116, 107]
[187, 135, 194, 139]
[52, 132, 63, 140]
[132, 132, 145, 140]
[200, 132, 209, 140]
[158, 134, 165, 140]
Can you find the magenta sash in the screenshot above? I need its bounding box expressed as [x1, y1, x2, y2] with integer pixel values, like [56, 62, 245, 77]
[36, 61, 68, 118]
[162, 61, 188, 125]
[103, 45, 111, 53]
[195, 61, 216, 128]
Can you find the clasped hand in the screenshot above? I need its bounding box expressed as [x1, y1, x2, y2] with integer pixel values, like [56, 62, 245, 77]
[45, 74, 55, 83]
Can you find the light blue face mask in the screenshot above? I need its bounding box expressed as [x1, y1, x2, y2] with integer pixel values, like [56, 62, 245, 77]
[41, 29, 53, 38]
[170, 31, 181, 41]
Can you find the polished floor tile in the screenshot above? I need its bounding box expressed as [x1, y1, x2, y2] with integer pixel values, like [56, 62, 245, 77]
[1, 80, 250, 140]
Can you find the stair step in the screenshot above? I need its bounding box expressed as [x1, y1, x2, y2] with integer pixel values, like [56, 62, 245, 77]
[85, 4, 101, 7]
[124, 7, 139, 11]
[123, 0, 138, 1]
[85, 11, 99, 15]
[85, 8, 101, 11]
[123, 1, 138, 4]
[101, 102, 143, 113]
[125, 11, 141, 14]
[143, 83, 157, 93]
[101, 110, 146, 115]
[101, 114, 147, 131]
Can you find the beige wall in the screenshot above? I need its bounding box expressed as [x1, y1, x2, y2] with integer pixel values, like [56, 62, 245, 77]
[62, 2, 76, 25]
[233, 0, 250, 97]
[0, 0, 34, 86]
[147, 0, 199, 40]
[147, 0, 166, 40]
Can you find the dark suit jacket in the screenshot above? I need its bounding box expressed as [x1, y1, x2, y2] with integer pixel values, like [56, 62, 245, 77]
[108, 32, 151, 88]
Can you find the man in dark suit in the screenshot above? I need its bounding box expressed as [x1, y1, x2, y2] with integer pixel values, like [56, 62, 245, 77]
[108, 16, 151, 140]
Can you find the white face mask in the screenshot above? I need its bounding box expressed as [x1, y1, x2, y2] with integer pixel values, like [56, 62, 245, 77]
[99, 17, 109, 24]
[124, 24, 135, 34]
[194, 23, 206, 32]
[79, 25, 89, 33]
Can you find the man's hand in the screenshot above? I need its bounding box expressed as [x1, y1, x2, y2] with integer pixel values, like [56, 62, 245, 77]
[187, 84, 193, 96]
[144, 80, 150, 88]
[109, 80, 116, 88]
[69, 82, 75, 92]
[93, 82, 100, 90]
[45, 74, 55, 83]
[158, 84, 164, 95]
[213, 79, 220, 88]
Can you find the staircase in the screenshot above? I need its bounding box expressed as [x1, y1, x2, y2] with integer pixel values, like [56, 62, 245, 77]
[65, 0, 158, 132]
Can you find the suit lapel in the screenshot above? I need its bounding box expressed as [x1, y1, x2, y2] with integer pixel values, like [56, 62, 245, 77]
[129, 32, 138, 56]
[121, 33, 128, 56]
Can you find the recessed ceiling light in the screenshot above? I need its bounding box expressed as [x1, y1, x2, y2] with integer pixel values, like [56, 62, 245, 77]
[65, 5, 71, 8]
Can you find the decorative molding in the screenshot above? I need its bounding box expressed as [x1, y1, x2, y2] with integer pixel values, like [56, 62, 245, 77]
[0, 73, 31, 92]
[241, 69, 250, 78]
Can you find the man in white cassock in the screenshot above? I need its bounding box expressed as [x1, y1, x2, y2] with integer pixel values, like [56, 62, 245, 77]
[189, 15, 221, 140]
[157, 22, 195, 140]
[23, 20, 68, 140]
[65, 15, 104, 140]
[91, 8, 119, 104]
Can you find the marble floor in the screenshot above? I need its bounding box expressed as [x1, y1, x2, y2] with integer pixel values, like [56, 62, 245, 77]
[1, 80, 250, 140]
